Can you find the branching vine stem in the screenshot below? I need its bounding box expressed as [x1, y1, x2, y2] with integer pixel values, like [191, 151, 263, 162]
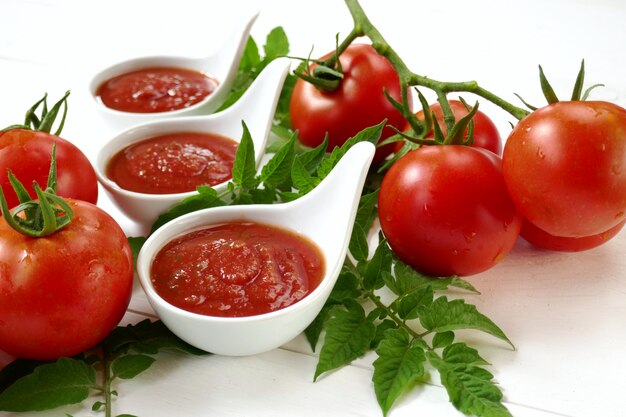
[321, 0, 530, 123]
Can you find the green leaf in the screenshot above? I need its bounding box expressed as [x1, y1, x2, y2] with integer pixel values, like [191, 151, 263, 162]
[391, 261, 479, 295]
[104, 320, 207, 357]
[240, 36, 261, 72]
[349, 222, 369, 262]
[373, 328, 426, 416]
[260, 133, 295, 188]
[328, 267, 361, 303]
[297, 137, 329, 173]
[111, 354, 156, 380]
[419, 297, 514, 349]
[232, 122, 258, 190]
[149, 186, 226, 234]
[443, 343, 490, 366]
[392, 285, 434, 320]
[291, 156, 320, 194]
[371, 319, 398, 349]
[305, 303, 335, 352]
[263, 27, 289, 62]
[354, 190, 378, 232]
[363, 237, 393, 290]
[0, 357, 95, 412]
[92, 401, 104, 411]
[316, 121, 385, 180]
[0, 358, 52, 394]
[314, 301, 376, 380]
[427, 352, 513, 417]
[432, 331, 455, 349]
[127, 236, 147, 268]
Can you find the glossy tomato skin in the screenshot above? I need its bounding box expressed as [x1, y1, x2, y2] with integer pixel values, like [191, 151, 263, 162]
[503, 101, 626, 238]
[0, 199, 133, 360]
[379, 145, 522, 276]
[520, 218, 625, 252]
[290, 44, 410, 163]
[0, 129, 98, 210]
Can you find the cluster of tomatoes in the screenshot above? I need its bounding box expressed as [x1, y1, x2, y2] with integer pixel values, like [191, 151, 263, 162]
[289, 44, 626, 277]
[0, 96, 134, 360]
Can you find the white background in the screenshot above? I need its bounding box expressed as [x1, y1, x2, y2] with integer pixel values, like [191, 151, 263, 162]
[1, 0, 625, 416]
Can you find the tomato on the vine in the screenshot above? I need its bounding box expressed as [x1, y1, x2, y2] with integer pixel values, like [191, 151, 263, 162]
[520, 218, 625, 252]
[502, 100, 626, 238]
[0, 196, 133, 360]
[290, 44, 410, 163]
[0, 129, 98, 209]
[395, 100, 502, 155]
[378, 145, 521, 276]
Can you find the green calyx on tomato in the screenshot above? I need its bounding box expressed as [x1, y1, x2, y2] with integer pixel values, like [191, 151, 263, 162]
[0, 143, 74, 237]
[1, 90, 70, 135]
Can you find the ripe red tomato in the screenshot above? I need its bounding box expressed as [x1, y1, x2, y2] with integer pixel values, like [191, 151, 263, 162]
[378, 145, 522, 276]
[0, 129, 98, 210]
[394, 100, 502, 155]
[502, 101, 626, 238]
[520, 218, 625, 252]
[0, 199, 133, 360]
[290, 44, 410, 163]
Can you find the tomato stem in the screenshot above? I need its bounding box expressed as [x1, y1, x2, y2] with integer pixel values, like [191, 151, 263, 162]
[342, 0, 530, 121]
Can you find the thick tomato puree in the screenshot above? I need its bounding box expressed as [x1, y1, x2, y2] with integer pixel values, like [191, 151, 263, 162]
[96, 67, 218, 113]
[150, 222, 326, 317]
[106, 132, 238, 194]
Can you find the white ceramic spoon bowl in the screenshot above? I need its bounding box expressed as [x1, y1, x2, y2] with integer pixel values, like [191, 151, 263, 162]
[89, 12, 258, 130]
[136, 141, 376, 356]
[95, 58, 291, 228]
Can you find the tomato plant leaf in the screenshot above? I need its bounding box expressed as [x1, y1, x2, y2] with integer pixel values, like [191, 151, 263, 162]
[391, 260, 478, 295]
[232, 122, 258, 190]
[432, 331, 455, 349]
[373, 328, 426, 416]
[291, 156, 320, 194]
[127, 236, 146, 268]
[314, 301, 376, 381]
[263, 26, 289, 62]
[391, 285, 434, 320]
[371, 319, 398, 349]
[150, 186, 226, 234]
[260, 133, 296, 188]
[427, 351, 512, 417]
[0, 357, 95, 412]
[316, 120, 385, 180]
[362, 236, 392, 290]
[442, 343, 490, 366]
[354, 190, 378, 232]
[111, 355, 156, 380]
[240, 36, 261, 73]
[349, 222, 369, 262]
[419, 297, 514, 349]
[304, 303, 334, 352]
[297, 136, 329, 174]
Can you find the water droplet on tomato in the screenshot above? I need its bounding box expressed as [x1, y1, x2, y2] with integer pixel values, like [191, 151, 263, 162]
[616, 211, 624, 219]
[536, 148, 545, 159]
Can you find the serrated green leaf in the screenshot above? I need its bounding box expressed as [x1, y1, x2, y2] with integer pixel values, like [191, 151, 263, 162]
[112, 354, 156, 380]
[249, 187, 277, 204]
[314, 302, 376, 380]
[150, 186, 226, 234]
[432, 331, 455, 349]
[391, 261, 479, 295]
[427, 352, 512, 417]
[363, 237, 393, 290]
[104, 320, 207, 357]
[0, 358, 95, 412]
[0, 358, 52, 394]
[392, 285, 434, 320]
[354, 190, 378, 231]
[297, 137, 329, 173]
[232, 122, 258, 190]
[373, 328, 426, 416]
[328, 267, 361, 303]
[371, 319, 398, 349]
[263, 26, 289, 62]
[419, 297, 514, 349]
[349, 223, 369, 262]
[260, 134, 295, 188]
[443, 343, 490, 366]
[305, 303, 335, 352]
[291, 156, 320, 194]
[316, 121, 385, 180]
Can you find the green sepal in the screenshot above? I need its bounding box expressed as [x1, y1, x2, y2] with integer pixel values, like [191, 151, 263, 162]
[570, 59, 585, 101]
[538, 65, 559, 104]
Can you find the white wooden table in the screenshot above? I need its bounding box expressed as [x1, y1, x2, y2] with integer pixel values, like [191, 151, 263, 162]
[1, 0, 625, 416]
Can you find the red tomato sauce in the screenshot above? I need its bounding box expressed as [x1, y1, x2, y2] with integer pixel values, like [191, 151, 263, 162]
[150, 222, 326, 317]
[106, 132, 238, 194]
[96, 67, 219, 113]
